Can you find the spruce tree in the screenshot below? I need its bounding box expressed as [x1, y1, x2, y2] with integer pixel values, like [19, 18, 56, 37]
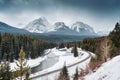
[109, 22, 120, 54]
[72, 43, 78, 57]
[58, 64, 69, 80]
[59, 43, 65, 49]
[73, 67, 79, 80]
[0, 61, 12, 80]
[66, 43, 70, 49]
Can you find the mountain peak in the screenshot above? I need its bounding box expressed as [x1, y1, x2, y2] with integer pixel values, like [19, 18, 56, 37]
[54, 22, 65, 27]
[70, 21, 96, 35]
[72, 21, 91, 28]
[24, 18, 97, 36]
[38, 17, 47, 22]
[34, 17, 50, 26]
[24, 17, 51, 33]
[54, 22, 69, 30]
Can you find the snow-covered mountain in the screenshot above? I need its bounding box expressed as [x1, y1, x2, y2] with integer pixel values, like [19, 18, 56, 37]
[47, 22, 79, 35]
[0, 21, 28, 33]
[24, 17, 97, 36]
[70, 21, 96, 35]
[25, 17, 52, 33]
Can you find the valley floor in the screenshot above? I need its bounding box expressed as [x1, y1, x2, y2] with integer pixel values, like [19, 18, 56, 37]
[10, 47, 91, 80]
[10, 47, 120, 80]
[30, 47, 91, 80]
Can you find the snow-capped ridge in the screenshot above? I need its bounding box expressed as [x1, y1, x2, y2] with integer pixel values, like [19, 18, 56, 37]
[70, 21, 95, 34]
[54, 22, 69, 30]
[24, 17, 52, 33]
[24, 17, 97, 36]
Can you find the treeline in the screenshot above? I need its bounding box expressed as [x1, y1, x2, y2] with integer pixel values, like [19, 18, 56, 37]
[0, 33, 56, 62]
[81, 22, 120, 60]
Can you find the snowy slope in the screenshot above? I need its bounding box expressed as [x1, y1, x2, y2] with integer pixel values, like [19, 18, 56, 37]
[70, 21, 96, 35]
[85, 55, 120, 80]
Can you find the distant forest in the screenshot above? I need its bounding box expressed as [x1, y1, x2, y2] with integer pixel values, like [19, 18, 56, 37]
[0, 33, 56, 62]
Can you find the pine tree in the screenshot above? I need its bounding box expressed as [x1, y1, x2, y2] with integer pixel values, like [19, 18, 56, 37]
[0, 61, 12, 80]
[72, 43, 78, 57]
[73, 67, 79, 80]
[66, 43, 70, 49]
[25, 67, 30, 80]
[58, 64, 69, 80]
[0, 33, 1, 43]
[0, 34, 2, 62]
[15, 47, 29, 80]
[59, 43, 65, 49]
[109, 22, 120, 54]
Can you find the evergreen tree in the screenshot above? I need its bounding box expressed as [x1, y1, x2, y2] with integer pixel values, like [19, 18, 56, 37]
[73, 67, 79, 80]
[25, 67, 30, 80]
[0, 61, 12, 80]
[0, 33, 2, 62]
[15, 47, 28, 80]
[66, 43, 70, 49]
[71, 43, 78, 57]
[109, 22, 120, 54]
[59, 43, 65, 49]
[58, 64, 69, 80]
[0, 33, 1, 43]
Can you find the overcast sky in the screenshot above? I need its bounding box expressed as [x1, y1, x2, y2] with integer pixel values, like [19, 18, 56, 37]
[0, 0, 120, 32]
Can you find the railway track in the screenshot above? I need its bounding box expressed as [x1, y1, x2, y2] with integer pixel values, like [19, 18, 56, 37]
[30, 51, 91, 80]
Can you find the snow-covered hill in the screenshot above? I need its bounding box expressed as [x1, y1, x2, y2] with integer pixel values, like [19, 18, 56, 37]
[24, 17, 97, 36]
[85, 55, 120, 80]
[0, 21, 28, 33]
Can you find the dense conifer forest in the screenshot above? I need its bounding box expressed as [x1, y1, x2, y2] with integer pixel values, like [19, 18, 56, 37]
[0, 33, 56, 62]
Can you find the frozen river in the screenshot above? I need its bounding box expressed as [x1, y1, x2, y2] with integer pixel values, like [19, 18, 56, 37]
[31, 56, 59, 73]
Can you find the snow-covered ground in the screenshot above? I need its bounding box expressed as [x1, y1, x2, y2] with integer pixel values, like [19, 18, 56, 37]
[10, 49, 51, 71]
[9, 47, 91, 80]
[30, 47, 91, 80]
[85, 55, 120, 80]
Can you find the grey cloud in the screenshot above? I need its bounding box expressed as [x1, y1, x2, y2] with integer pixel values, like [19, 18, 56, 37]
[0, 0, 57, 13]
[0, 0, 120, 14]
